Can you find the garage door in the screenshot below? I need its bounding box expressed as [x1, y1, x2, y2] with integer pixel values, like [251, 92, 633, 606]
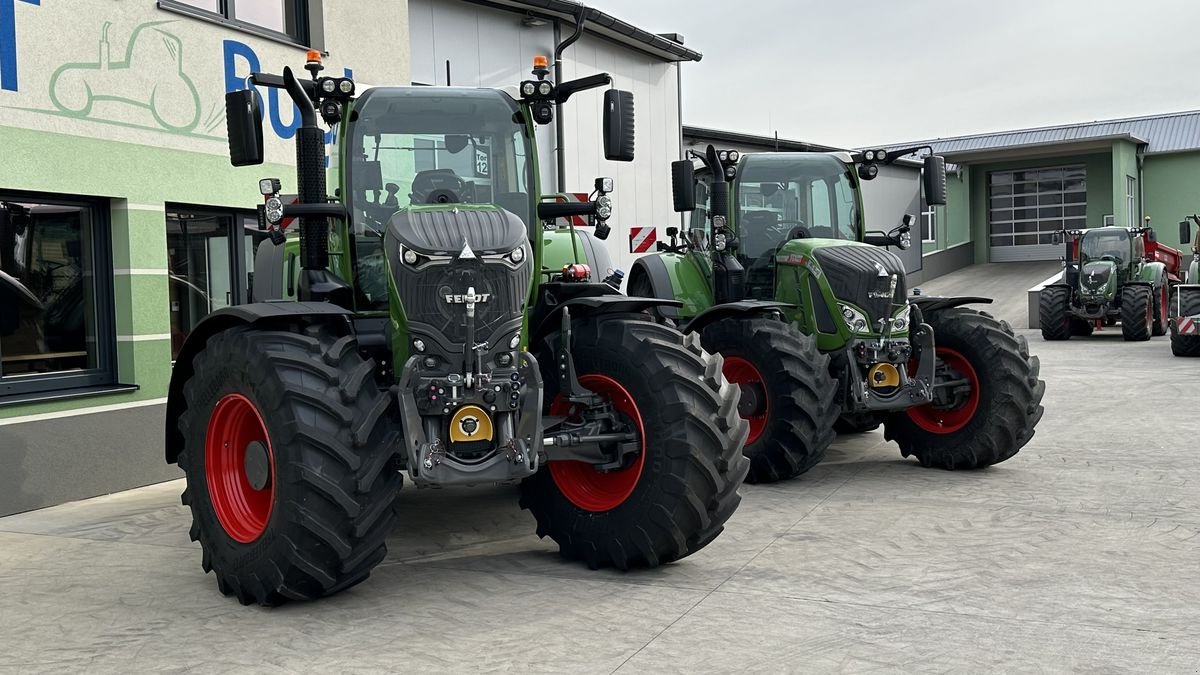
[988, 166, 1087, 262]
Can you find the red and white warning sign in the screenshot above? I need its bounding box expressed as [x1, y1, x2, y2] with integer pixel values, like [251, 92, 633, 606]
[629, 227, 657, 253]
[1179, 317, 1199, 335]
[554, 193, 593, 228]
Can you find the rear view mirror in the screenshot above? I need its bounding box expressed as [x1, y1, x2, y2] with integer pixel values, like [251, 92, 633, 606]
[445, 135, 470, 154]
[1052, 232, 1062, 246]
[671, 160, 695, 212]
[923, 155, 947, 206]
[603, 89, 635, 162]
[225, 89, 264, 167]
[1146, 228, 1157, 243]
[1181, 220, 1192, 245]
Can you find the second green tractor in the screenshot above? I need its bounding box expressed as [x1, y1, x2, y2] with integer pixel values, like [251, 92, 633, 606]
[621, 146, 1046, 483]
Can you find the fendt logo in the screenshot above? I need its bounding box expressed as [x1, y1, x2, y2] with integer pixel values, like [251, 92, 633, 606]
[0, 0, 40, 93]
[445, 293, 491, 304]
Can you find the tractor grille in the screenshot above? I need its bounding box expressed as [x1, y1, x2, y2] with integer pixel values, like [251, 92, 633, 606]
[394, 259, 530, 347]
[812, 245, 907, 324]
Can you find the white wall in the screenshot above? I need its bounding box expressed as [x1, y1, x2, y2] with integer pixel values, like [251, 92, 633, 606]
[409, 0, 684, 277]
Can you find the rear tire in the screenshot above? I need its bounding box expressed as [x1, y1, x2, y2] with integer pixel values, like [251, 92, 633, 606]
[177, 325, 401, 606]
[834, 413, 881, 435]
[521, 315, 749, 569]
[1038, 286, 1071, 341]
[884, 308, 1045, 469]
[1120, 286, 1152, 341]
[1170, 287, 1200, 357]
[1152, 283, 1168, 337]
[700, 318, 837, 483]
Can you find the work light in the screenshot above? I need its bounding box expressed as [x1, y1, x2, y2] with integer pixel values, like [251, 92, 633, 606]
[258, 178, 281, 196]
[321, 78, 337, 94]
[264, 197, 284, 224]
[537, 81, 554, 97]
[596, 196, 613, 220]
[338, 78, 354, 95]
[521, 81, 537, 97]
[595, 177, 614, 194]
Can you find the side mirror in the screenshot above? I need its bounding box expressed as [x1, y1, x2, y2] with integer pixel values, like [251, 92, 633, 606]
[671, 160, 695, 212]
[1181, 220, 1192, 245]
[1052, 232, 1062, 246]
[225, 89, 264, 167]
[923, 155, 947, 206]
[666, 226, 679, 238]
[709, 182, 730, 226]
[603, 89, 635, 162]
[1146, 228, 1157, 243]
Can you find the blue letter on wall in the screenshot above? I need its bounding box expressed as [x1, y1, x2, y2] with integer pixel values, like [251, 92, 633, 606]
[0, 0, 40, 92]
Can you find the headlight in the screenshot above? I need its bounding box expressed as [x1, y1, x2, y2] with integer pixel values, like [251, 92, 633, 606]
[537, 81, 554, 97]
[338, 78, 355, 95]
[403, 248, 419, 265]
[521, 81, 537, 97]
[864, 150, 875, 161]
[509, 246, 525, 263]
[264, 197, 284, 224]
[891, 316, 908, 332]
[728, 151, 740, 162]
[321, 78, 337, 94]
[713, 233, 727, 251]
[899, 230, 912, 250]
[718, 150, 729, 162]
[839, 303, 869, 334]
[413, 339, 426, 353]
[595, 196, 613, 220]
[509, 334, 521, 349]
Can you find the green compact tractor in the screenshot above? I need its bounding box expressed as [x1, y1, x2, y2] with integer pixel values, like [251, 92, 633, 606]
[624, 146, 1045, 483]
[165, 54, 749, 606]
[1039, 223, 1173, 342]
[1170, 216, 1200, 356]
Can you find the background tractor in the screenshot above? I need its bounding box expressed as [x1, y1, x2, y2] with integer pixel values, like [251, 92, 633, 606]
[1039, 222, 1177, 342]
[165, 52, 749, 606]
[1171, 216, 1200, 356]
[622, 146, 1045, 483]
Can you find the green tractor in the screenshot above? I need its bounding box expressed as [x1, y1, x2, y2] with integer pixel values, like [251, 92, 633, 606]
[1170, 216, 1200, 356]
[623, 146, 1045, 483]
[164, 54, 749, 606]
[1039, 223, 1172, 342]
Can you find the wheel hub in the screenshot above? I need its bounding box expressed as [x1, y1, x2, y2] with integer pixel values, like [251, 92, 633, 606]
[243, 441, 272, 491]
[736, 382, 766, 417]
[721, 356, 769, 445]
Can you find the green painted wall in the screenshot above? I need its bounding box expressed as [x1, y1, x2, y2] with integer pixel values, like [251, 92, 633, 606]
[966, 153, 1114, 263]
[0, 125, 292, 419]
[1143, 151, 1200, 252]
[1112, 139, 1140, 228]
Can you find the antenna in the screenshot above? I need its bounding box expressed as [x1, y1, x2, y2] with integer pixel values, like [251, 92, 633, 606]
[775, 131, 779, 151]
[445, 60, 452, 86]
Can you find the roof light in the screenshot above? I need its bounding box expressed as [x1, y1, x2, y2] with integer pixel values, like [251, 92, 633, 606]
[533, 55, 549, 69]
[306, 50, 322, 64]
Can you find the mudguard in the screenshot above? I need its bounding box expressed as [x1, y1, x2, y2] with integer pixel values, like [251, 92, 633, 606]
[1136, 261, 1168, 288]
[681, 300, 793, 335]
[531, 293, 682, 344]
[164, 302, 355, 463]
[628, 253, 714, 319]
[908, 295, 994, 313]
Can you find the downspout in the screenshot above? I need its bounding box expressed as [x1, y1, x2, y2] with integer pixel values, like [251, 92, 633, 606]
[553, 6, 588, 194]
[1137, 143, 1147, 226]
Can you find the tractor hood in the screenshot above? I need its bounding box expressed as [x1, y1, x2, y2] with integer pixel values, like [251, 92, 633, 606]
[1079, 260, 1117, 298]
[387, 205, 526, 257]
[776, 239, 907, 328]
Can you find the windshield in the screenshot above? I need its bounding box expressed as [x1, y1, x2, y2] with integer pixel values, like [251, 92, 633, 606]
[346, 87, 534, 308]
[1079, 228, 1130, 262]
[734, 154, 859, 263]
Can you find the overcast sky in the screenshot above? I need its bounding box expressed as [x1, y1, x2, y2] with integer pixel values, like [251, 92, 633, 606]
[595, 0, 1200, 148]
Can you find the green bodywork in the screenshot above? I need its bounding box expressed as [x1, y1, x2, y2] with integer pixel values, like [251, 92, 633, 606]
[634, 152, 908, 353]
[1063, 226, 1166, 317]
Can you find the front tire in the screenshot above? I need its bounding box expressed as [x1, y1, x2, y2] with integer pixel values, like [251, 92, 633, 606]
[884, 308, 1045, 469]
[700, 318, 838, 483]
[1038, 286, 1071, 341]
[834, 413, 881, 435]
[521, 315, 749, 569]
[1120, 285, 1153, 341]
[1152, 283, 1168, 337]
[177, 325, 401, 606]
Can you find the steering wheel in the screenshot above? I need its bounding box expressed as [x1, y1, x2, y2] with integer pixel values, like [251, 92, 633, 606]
[1100, 254, 1120, 262]
[411, 169, 465, 204]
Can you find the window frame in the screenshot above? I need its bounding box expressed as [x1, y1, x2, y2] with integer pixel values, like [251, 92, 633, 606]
[157, 0, 323, 51]
[0, 192, 118, 402]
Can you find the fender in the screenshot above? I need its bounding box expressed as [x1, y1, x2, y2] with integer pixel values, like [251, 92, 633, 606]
[681, 300, 793, 335]
[531, 293, 682, 344]
[1136, 261, 1167, 288]
[908, 295, 994, 313]
[629, 252, 713, 319]
[164, 302, 355, 464]
[628, 255, 677, 315]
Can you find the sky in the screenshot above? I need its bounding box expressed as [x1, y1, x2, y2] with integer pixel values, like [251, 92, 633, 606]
[594, 0, 1200, 149]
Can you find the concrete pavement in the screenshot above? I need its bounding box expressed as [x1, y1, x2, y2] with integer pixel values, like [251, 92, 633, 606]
[0, 330, 1197, 674]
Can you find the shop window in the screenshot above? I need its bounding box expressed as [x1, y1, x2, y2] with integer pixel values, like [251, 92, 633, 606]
[0, 195, 115, 400]
[166, 207, 264, 359]
[159, 0, 319, 48]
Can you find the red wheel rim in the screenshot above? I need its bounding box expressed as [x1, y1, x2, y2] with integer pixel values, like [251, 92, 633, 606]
[205, 393, 274, 543]
[906, 348, 980, 434]
[722, 356, 769, 445]
[548, 375, 645, 512]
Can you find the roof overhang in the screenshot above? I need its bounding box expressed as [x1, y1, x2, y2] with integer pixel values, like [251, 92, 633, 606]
[683, 126, 841, 153]
[465, 0, 702, 62]
[938, 133, 1150, 164]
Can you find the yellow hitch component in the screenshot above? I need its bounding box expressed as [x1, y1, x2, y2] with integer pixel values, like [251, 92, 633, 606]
[450, 405, 493, 443]
[867, 363, 901, 390]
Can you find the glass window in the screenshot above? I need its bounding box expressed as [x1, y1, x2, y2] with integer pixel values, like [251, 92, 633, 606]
[166, 207, 258, 359]
[988, 166, 1086, 252]
[162, 0, 311, 45]
[1, 196, 113, 398]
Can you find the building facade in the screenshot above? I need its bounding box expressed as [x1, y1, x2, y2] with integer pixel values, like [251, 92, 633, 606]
[0, 0, 408, 516]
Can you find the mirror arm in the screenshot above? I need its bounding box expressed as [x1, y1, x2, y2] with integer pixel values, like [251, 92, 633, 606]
[555, 73, 612, 104]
